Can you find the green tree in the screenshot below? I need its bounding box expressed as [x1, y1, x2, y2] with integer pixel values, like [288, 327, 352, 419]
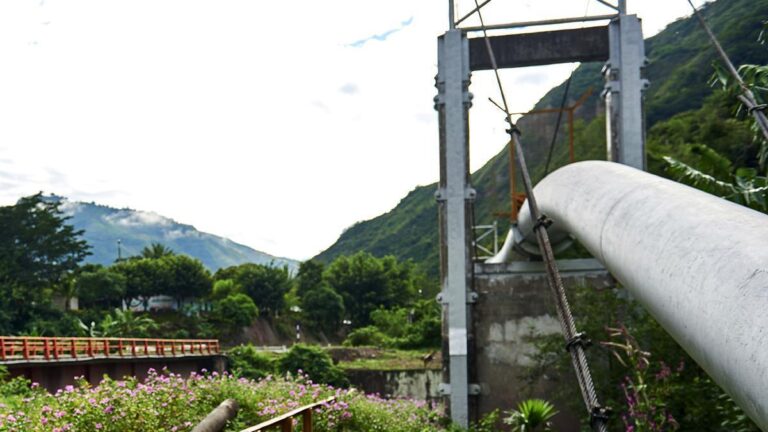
[211, 279, 240, 300]
[163, 254, 212, 307]
[216, 263, 291, 316]
[301, 286, 345, 335]
[324, 252, 417, 327]
[0, 194, 90, 332]
[212, 293, 259, 336]
[75, 266, 127, 309]
[296, 260, 325, 296]
[112, 258, 171, 309]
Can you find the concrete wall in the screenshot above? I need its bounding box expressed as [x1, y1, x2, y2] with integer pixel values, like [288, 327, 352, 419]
[5, 355, 226, 393]
[346, 368, 442, 405]
[473, 259, 613, 430]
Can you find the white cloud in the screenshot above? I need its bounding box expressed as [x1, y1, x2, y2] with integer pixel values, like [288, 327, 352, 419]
[104, 210, 172, 228]
[58, 200, 83, 217]
[164, 228, 198, 240]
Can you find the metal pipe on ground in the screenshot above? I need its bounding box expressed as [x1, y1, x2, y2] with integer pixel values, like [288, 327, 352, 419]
[489, 160, 768, 430]
[192, 399, 239, 432]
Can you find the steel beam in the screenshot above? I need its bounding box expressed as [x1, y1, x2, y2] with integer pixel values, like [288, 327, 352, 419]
[494, 161, 768, 430]
[468, 26, 609, 71]
[436, 29, 474, 428]
[460, 14, 617, 33]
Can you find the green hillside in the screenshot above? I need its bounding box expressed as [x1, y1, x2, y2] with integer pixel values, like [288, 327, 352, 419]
[315, 0, 768, 276]
[49, 196, 297, 271]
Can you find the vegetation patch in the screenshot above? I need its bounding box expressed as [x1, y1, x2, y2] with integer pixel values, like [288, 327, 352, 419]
[0, 369, 449, 432]
[332, 347, 441, 371]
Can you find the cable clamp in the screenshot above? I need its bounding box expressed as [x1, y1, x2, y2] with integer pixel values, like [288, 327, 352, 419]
[590, 405, 612, 427]
[534, 215, 553, 231]
[505, 125, 522, 137]
[748, 103, 767, 113]
[564, 332, 591, 352]
[504, 118, 522, 137]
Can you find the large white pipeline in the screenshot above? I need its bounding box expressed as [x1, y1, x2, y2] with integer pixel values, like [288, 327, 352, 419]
[489, 161, 768, 429]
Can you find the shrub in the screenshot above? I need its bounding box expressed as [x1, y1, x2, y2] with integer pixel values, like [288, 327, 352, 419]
[394, 316, 441, 350]
[227, 345, 275, 380]
[277, 344, 349, 388]
[343, 326, 391, 347]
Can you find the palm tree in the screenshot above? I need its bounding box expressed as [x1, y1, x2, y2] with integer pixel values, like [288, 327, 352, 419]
[140, 242, 175, 259]
[504, 399, 558, 432]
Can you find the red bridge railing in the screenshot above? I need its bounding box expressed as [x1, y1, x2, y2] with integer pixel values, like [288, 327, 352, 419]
[0, 337, 221, 362]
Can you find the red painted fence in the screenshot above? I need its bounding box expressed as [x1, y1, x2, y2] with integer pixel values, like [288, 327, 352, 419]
[0, 337, 221, 362]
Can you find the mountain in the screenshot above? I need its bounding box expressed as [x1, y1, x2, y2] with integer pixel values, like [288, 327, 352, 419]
[315, 0, 768, 276]
[50, 196, 298, 271]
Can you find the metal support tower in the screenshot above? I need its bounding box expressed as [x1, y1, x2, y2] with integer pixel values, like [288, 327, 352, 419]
[435, 29, 475, 428]
[603, 5, 648, 169]
[437, 1, 647, 427]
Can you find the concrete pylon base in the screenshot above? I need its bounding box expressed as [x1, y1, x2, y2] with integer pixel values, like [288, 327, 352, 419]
[472, 259, 613, 431]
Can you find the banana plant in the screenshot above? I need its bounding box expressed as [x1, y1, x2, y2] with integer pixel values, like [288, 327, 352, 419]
[662, 144, 768, 212]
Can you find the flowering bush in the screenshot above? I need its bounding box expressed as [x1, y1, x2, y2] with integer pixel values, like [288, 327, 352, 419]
[602, 326, 680, 431]
[0, 369, 446, 432]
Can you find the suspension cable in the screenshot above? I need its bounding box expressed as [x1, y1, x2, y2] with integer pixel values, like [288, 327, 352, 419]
[544, 74, 573, 175]
[471, 1, 610, 429]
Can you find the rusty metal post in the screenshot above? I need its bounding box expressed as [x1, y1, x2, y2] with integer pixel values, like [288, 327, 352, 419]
[568, 109, 575, 163]
[281, 419, 293, 432]
[302, 410, 313, 432]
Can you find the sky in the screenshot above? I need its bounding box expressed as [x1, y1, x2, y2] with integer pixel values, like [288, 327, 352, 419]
[0, 0, 706, 260]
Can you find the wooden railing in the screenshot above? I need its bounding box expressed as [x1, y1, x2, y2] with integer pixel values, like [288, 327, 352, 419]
[0, 337, 221, 362]
[239, 397, 336, 432]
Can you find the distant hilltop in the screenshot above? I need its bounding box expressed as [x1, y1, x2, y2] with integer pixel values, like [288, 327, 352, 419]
[45, 195, 298, 272]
